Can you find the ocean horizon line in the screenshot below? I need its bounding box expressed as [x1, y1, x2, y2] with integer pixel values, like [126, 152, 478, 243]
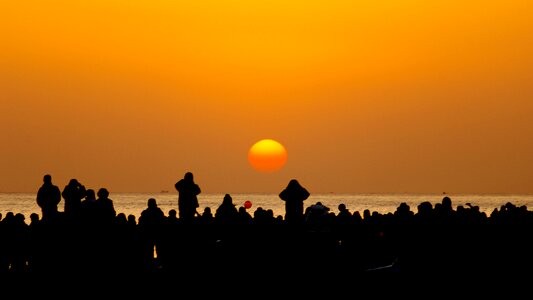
[1, 191, 532, 196]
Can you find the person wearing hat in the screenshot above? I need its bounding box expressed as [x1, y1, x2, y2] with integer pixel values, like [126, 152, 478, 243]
[279, 179, 310, 225]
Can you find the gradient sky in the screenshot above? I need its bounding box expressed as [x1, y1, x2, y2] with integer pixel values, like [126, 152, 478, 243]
[1, 1, 532, 194]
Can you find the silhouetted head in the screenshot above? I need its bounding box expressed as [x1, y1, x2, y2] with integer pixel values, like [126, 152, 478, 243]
[417, 201, 433, 215]
[203, 207, 211, 214]
[116, 213, 127, 224]
[127, 214, 136, 224]
[279, 178, 310, 204]
[168, 209, 177, 218]
[97, 188, 109, 199]
[338, 203, 347, 211]
[43, 174, 52, 184]
[442, 196, 452, 210]
[68, 179, 79, 186]
[148, 198, 157, 208]
[397, 202, 410, 212]
[14, 213, 25, 224]
[85, 189, 96, 201]
[184, 172, 194, 182]
[30, 213, 39, 223]
[287, 179, 301, 188]
[223, 194, 233, 205]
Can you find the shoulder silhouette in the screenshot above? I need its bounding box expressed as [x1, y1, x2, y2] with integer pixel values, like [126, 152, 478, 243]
[94, 188, 116, 223]
[36, 174, 61, 220]
[174, 172, 201, 223]
[62, 178, 86, 217]
[279, 179, 310, 225]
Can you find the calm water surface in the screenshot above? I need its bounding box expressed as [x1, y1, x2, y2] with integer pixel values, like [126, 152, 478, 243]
[1, 193, 532, 222]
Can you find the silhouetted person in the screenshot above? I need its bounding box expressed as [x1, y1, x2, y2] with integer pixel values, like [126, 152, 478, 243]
[127, 214, 137, 226]
[139, 198, 165, 267]
[27, 213, 41, 272]
[279, 179, 310, 225]
[9, 213, 29, 272]
[442, 196, 452, 211]
[215, 194, 239, 225]
[80, 189, 97, 222]
[213, 194, 240, 266]
[237, 206, 253, 225]
[62, 178, 86, 217]
[29, 213, 40, 227]
[167, 209, 178, 223]
[336, 203, 352, 225]
[139, 198, 165, 226]
[174, 172, 201, 223]
[158, 209, 180, 271]
[94, 188, 116, 224]
[199, 207, 214, 225]
[36, 174, 61, 220]
[305, 201, 330, 230]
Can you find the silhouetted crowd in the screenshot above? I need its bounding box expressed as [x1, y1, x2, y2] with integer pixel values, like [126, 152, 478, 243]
[1, 173, 532, 280]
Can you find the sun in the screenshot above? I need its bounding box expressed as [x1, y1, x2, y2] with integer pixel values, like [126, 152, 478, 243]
[248, 139, 288, 173]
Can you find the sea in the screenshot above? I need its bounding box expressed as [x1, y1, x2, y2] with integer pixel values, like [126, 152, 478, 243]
[1, 192, 532, 222]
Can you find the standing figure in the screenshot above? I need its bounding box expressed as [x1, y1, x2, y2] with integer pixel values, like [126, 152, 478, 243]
[174, 172, 201, 223]
[36, 174, 61, 220]
[80, 189, 97, 222]
[94, 188, 116, 224]
[139, 198, 165, 264]
[62, 178, 87, 217]
[279, 179, 310, 225]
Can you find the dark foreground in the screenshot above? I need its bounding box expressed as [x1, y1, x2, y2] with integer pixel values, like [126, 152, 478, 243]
[2, 197, 533, 295]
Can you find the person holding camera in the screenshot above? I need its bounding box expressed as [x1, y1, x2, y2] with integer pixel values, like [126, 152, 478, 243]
[62, 178, 87, 217]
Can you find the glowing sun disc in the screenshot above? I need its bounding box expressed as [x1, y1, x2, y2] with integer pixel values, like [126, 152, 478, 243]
[248, 139, 288, 172]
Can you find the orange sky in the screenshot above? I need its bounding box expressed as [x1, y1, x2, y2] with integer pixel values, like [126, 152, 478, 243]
[1, 0, 532, 194]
